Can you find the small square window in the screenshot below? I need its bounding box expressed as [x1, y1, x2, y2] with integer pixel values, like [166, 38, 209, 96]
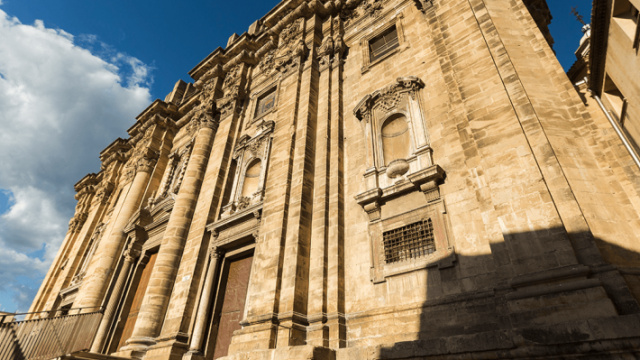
[254, 88, 276, 118]
[369, 26, 399, 62]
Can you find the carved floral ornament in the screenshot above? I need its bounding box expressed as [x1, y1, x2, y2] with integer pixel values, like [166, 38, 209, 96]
[257, 17, 309, 77]
[94, 182, 115, 204]
[354, 76, 425, 121]
[317, 31, 348, 69]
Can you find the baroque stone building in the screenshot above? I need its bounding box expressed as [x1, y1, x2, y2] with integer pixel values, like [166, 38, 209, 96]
[28, 0, 640, 359]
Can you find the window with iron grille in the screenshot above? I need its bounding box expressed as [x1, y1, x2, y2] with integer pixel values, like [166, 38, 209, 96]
[254, 87, 276, 118]
[383, 219, 435, 263]
[369, 26, 399, 62]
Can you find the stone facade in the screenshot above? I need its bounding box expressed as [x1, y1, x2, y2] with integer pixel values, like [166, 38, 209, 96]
[29, 0, 640, 359]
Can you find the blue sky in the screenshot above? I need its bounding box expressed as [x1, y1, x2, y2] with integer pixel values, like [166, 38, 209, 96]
[0, 0, 593, 313]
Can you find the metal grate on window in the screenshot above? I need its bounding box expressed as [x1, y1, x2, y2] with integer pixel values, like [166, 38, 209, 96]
[383, 219, 436, 264]
[369, 26, 400, 62]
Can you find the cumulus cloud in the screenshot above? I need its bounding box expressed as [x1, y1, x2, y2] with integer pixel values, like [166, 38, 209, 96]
[0, 10, 153, 311]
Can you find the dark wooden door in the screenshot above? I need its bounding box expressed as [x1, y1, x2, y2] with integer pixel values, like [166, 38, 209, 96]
[117, 252, 157, 349]
[211, 254, 253, 359]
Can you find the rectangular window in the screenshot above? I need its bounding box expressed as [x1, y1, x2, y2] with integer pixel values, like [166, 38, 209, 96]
[254, 88, 276, 118]
[383, 219, 436, 264]
[613, 0, 640, 46]
[369, 26, 399, 62]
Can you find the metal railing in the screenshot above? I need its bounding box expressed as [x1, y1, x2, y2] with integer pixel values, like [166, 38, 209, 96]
[0, 308, 102, 360]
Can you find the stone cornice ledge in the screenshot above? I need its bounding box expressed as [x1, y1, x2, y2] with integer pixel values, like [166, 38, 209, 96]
[355, 164, 445, 207]
[189, 0, 362, 82]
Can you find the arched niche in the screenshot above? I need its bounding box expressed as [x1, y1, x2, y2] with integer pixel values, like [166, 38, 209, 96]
[220, 120, 275, 219]
[240, 159, 262, 198]
[380, 113, 412, 166]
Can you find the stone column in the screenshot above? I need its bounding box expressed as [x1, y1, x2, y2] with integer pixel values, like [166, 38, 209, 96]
[91, 230, 144, 353]
[184, 246, 223, 358]
[122, 109, 218, 355]
[74, 153, 158, 311]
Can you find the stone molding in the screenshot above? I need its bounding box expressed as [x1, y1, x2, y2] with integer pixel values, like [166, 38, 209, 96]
[68, 212, 88, 233]
[220, 120, 275, 219]
[188, 0, 430, 83]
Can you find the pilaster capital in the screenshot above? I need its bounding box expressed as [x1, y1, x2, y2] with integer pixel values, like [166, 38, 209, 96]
[136, 150, 160, 174]
[94, 182, 115, 205]
[210, 246, 224, 260]
[68, 212, 88, 233]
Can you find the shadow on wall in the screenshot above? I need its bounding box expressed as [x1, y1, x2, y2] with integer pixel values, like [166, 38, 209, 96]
[376, 228, 640, 359]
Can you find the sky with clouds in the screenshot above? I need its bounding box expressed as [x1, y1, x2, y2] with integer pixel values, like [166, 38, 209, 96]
[0, 0, 592, 313]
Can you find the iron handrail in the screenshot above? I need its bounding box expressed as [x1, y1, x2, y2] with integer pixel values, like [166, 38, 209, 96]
[0, 308, 103, 360]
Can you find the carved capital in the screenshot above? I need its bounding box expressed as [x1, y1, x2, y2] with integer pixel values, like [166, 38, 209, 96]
[68, 212, 88, 233]
[191, 105, 219, 132]
[136, 151, 159, 174]
[124, 247, 141, 263]
[413, 0, 434, 13]
[94, 182, 115, 204]
[210, 246, 224, 260]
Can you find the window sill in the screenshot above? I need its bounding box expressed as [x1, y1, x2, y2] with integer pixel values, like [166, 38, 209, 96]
[374, 246, 456, 283]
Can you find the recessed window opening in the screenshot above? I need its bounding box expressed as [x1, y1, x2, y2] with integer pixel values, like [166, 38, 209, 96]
[383, 219, 435, 264]
[613, 0, 640, 42]
[603, 75, 626, 123]
[369, 26, 399, 62]
[254, 88, 276, 118]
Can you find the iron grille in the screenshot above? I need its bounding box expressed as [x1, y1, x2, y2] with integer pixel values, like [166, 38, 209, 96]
[383, 219, 436, 264]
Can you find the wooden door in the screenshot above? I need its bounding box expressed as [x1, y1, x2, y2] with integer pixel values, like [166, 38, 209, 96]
[211, 254, 253, 359]
[117, 252, 157, 349]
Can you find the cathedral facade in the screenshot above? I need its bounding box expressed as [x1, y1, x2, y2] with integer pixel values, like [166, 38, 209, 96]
[27, 0, 640, 359]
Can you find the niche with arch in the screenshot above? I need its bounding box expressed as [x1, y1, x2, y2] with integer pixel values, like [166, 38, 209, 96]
[353, 76, 454, 283]
[221, 120, 274, 219]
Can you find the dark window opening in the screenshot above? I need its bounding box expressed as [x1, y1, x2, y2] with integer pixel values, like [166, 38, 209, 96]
[254, 88, 276, 118]
[383, 219, 435, 264]
[369, 26, 399, 62]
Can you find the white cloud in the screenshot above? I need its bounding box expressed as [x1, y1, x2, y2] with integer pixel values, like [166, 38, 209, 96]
[0, 10, 152, 312]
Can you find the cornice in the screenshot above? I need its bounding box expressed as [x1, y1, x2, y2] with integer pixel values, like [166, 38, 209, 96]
[188, 0, 360, 82]
[74, 173, 99, 193]
[99, 138, 132, 169]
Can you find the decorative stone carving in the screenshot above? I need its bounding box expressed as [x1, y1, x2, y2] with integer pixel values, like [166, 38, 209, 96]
[136, 151, 159, 174]
[354, 76, 425, 122]
[412, 0, 434, 13]
[279, 18, 304, 47]
[363, 0, 384, 18]
[258, 49, 276, 76]
[221, 120, 275, 219]
[71, 222, 105, 286]
[154, 142, 194, 204]
[210, 246, 224, 260]
[94, 182, 115, 205]
[122, 165, 136, 183]
[123, 243, 142, 262]
[317, 36, 335, 68]
[354, 76, 443, 222]
[68, 212, 88, 233]
[222, 65, 241, 91]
